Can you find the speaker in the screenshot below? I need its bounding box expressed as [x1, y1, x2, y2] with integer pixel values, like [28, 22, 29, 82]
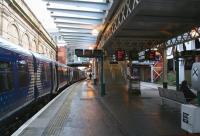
[195, 38, 200, 49]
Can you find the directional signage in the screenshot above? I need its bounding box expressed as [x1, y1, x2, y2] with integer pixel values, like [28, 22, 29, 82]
[138, 51, 145, 61]
[75, 49, 103, 58]
[110, 54, 118, 64]
[93, 50, 103, 57]
[115, 49, 125, 61]
[75, 49, 83, 57]
[84, 49, 93, 57]
[138, 50, 160, 61]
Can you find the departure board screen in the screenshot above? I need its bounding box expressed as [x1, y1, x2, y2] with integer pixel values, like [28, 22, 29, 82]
[115, 49, 125, 61]
[75, 49, 83, 57]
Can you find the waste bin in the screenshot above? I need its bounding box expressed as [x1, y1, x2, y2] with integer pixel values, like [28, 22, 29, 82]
[128, 79, 141, 95]
[163, 82, 168, 89]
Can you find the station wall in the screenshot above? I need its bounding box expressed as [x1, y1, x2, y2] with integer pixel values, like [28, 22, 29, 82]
[0, 0, 57, 60]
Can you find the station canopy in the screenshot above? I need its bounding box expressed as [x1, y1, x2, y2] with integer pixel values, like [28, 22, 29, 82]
[43, 0, 111, 49]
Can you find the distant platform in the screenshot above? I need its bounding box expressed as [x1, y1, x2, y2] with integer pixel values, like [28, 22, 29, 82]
[13, 81, 189, 136]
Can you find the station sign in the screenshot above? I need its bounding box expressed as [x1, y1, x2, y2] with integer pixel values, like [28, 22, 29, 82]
[138, 51, 145, 61]
[109, 54, 118, 64]
[115, 49, 125, 61]
[138, 50, 160, 61]
[84, 49, 93, 57]
[75, 49, 103, 58]
[75, 49, 83, 57]
[93, 50, 103, 57]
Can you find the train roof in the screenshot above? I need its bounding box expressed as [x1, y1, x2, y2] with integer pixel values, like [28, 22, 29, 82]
[57, 62, 68, 67]
[0, 37, 32, 56]
[31, 52, 52, 63]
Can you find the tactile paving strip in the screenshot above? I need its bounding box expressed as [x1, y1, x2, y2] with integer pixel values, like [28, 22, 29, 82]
[41, 86, 78, 136]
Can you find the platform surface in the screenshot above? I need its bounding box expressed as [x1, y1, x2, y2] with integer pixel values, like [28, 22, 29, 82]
[13, 81, 188, 136]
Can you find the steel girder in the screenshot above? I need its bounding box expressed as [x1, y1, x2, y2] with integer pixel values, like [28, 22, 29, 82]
[98, 0, 200, 51]
[165, 27, 200, 47]
[98, 0, 140, 48]
[105, 38, 163, 51]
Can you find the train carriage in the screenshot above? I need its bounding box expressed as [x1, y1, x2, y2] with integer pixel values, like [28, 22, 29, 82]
[0, 37, 85, 123]
[0, 38, 35, 121]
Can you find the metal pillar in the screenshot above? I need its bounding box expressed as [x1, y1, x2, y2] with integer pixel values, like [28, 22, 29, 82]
[197, 92, 200, 106]
[163, 46, 168, 88]
[100, 56, 105, 96]
[93, 58, 97, 85]
[175, 51, 180, 91]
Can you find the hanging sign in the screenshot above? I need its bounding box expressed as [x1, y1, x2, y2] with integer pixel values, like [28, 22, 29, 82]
[75, 49, 83, 57]
[115, 49, 125, 61]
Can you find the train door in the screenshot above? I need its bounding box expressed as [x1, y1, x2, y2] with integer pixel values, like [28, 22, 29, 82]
[51, 62, 58, 94]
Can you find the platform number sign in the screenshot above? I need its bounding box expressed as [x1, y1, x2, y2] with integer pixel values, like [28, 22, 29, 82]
[183, 112, 189, 124]
[115, 49, 125, 61]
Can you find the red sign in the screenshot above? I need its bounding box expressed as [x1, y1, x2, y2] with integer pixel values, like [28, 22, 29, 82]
[149, 50, 156, 60]
[115, 50, 125, 61]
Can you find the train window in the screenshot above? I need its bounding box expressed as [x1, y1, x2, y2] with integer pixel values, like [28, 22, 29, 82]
[0, 61, 13, 92]
[17, 60, 29, 88]
[41, 63, 50, 82]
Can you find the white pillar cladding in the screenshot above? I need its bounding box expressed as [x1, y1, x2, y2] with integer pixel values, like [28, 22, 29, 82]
[179, 58, 185, 84]
[0, 0, 57, 60]
[151, 65, 154, 83]
[163, 45, 168, 83]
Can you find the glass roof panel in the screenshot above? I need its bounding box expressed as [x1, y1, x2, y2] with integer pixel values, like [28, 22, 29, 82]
[44, 0, 111, 48]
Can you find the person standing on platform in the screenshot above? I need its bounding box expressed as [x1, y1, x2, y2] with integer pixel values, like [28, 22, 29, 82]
[180, 80, 196, 102]
[89, 73, 92, 80]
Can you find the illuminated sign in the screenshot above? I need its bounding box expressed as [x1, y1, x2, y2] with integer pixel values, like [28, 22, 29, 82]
[115, 49, 125, 61]
[110, 54, 118, 64]
[75, 49, 83, 57]
[138, 50, 160, 61]
[148, 50, 156, 61]
[93, 50, 103, 57]
[84, 49, 93, 57]
[138, 51, 145, 61]
[75, 49, 103, 58]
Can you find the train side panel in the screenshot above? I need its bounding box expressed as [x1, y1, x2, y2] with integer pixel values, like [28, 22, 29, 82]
[0, 41, 35, 121]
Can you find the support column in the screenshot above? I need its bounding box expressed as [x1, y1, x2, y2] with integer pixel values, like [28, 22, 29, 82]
[93, 58, 97, 85]
[163, 45, 168, 88]
[100, 56, 105, 96]
[150, 65, 154, 83]
[179, 58, 185, 84]
[175, 49, 179, 91]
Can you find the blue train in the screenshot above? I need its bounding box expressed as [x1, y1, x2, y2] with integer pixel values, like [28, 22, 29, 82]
[0, 38, 85, 122]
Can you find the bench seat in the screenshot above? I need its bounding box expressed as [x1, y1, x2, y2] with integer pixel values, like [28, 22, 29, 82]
[158, 87, 187, 109]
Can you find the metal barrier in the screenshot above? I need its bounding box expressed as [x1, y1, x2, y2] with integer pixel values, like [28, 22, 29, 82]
[128, 79, 141, 95]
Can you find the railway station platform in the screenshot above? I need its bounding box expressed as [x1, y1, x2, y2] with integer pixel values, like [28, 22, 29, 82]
[13, 81, 191, 136]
